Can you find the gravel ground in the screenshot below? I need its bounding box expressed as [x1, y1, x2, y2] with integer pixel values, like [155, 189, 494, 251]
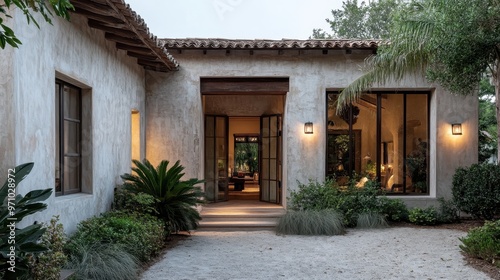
[141, 228, 491, 280]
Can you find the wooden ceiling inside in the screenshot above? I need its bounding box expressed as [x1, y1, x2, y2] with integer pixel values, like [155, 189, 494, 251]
[71, 0, 178, 72]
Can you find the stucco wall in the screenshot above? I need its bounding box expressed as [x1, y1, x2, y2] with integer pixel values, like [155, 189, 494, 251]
[148, 49, 477, 208]
[5, 12, 146, 233]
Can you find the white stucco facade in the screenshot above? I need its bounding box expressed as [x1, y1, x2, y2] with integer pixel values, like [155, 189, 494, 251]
[145, 49, 478, 208]
[0, 12, 146, 233]
[0, 5, 478, 234]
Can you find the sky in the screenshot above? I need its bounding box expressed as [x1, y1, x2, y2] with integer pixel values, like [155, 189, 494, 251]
[125, 0, 344, 40]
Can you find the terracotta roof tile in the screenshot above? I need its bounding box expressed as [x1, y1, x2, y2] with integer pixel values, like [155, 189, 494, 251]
[161, 38, 380, 50]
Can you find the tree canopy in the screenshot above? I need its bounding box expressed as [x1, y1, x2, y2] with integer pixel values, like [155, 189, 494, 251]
[310, 0, 402, 39]
[338, 0, 500, 162]
[0, 0, 74, 48]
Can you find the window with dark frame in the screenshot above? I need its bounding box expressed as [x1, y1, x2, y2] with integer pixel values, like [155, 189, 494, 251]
[326, 92, 430, 195]
[55, 80, 82, 195]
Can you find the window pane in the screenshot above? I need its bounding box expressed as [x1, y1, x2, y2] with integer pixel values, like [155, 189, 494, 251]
[352, 94, 376, 180]
[381, 94, 404, 193]
[63, 85, 80, 120]
[55, 83, 61, 191]
[64, 121, 80, 155]
[406, 94, 428, 193]
[64, 157, 80, 193]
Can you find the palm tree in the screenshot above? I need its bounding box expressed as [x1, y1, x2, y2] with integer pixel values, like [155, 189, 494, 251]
[338, 0, 500, 162]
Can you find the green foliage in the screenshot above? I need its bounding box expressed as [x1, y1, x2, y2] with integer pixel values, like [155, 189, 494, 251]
[121, 159, 205, 233]
[289, 179, 395, 227]
[460, 220, 500, 267]
[377, 197, 409, 222]
[452, 163, 500, 220]
[67, 211, 165, 263]
[113, 186, 158, 216]
[478, 78, 498, 163]
[437, 197, 460, 224]
[356, 212, 388, 229]
[408, 207, 438, 225]
[0, 162, 52, 279]
[275, 210, 345, 235]
[0, 0, 74, 48]
[28, 216, 67, 280]
[65, 241, 139, 280]
[311, 0, 401, 39]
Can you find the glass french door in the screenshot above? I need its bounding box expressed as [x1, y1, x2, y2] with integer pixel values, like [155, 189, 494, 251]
[204, 115, 229, 203]
[260, 115, 282, 204]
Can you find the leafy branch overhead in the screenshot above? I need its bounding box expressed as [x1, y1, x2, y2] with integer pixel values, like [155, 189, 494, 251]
[0, 0, 74, 48]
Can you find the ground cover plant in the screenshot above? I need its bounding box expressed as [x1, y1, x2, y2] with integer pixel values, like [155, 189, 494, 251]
[121, 159, 205, 233]
[288, 178, 402, 229]
[67, 211, 165, 264]
[460, 219, 500, 268]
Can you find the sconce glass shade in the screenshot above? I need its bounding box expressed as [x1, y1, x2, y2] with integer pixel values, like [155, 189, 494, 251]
[452, 123, 462, 135]
[304, 122, 313, 134]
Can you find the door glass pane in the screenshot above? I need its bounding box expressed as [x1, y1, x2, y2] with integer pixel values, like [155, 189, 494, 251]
[261, 180, 269, 201]
[270, 137, 277, 157]
[261, 159, 269, 180]
[216, 117, 225, 137]
[205, 138, 215, 180]
[206, 116, 214, 137]
[406, 94, 428, 194]
[262, 117, 269, 137]
[269, 181, 277, 202]
[205, 180, 215, 201]
[270, 116, 278, 136]
[352, 94, 376, 183]
[262, 137, 269, 158]
[270, 159, 277, 180]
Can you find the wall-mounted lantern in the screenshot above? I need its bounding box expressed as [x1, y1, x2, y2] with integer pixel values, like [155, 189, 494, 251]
[452, 123, 462, 135]
[304, 122, 313, 134]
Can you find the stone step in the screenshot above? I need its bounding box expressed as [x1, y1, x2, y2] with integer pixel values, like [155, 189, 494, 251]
[198, 203, 285, 231]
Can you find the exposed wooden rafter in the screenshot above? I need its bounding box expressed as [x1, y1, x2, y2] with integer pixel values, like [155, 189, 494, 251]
[71, 0, 178, 72]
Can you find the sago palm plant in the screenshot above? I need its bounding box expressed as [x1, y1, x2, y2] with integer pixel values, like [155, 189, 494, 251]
[121, 159, 204, 233]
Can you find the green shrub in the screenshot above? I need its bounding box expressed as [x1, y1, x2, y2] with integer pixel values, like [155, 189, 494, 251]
[408, 207, 438, 225]
[68, 211, 165, 263]
[121, 159, 205, 233]
[275, 210, 345, 235]
[377, 197, 409, 222]
[289, 179, 385, 227]
[437, 197, 460, 224]
[356, 212, 388, 228]
[65, 241, 138, 280]
[113, 186, 158, 216]
[459, 220, 500, 267]
[452, 163, 500, 220]
[28, 216, 67, 280]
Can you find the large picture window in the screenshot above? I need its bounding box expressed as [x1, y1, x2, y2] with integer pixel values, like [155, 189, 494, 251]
[55, 80, 82, 195]
[327, 92, 429, 194]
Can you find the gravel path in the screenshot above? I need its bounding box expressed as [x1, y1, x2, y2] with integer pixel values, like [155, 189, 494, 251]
[141, 228, 490, 280]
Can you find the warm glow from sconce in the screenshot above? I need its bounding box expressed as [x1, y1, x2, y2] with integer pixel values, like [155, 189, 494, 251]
[452, 123, 462, 135]
[304, 122, 313, 134]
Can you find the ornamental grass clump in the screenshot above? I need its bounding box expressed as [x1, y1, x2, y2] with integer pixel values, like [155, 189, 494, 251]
[356, 212, 388, 229]
[275, 209, 345, 235]
[65, 241, 138, 280]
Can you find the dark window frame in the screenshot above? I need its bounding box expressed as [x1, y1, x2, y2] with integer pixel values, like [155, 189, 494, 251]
[55, 79, 82, 196]
[326, 91, 430, 195]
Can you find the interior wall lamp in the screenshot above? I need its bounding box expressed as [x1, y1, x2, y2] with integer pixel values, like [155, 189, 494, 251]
[452, 123, 462, 135]
[304, 122, 313, 134]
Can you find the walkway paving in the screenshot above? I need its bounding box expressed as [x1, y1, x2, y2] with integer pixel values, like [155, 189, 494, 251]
[141, 228, 491, 280]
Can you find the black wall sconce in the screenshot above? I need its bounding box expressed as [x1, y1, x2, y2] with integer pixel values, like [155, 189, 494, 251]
[452, 123, 462, 135]
[304, 122, 313, 134]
